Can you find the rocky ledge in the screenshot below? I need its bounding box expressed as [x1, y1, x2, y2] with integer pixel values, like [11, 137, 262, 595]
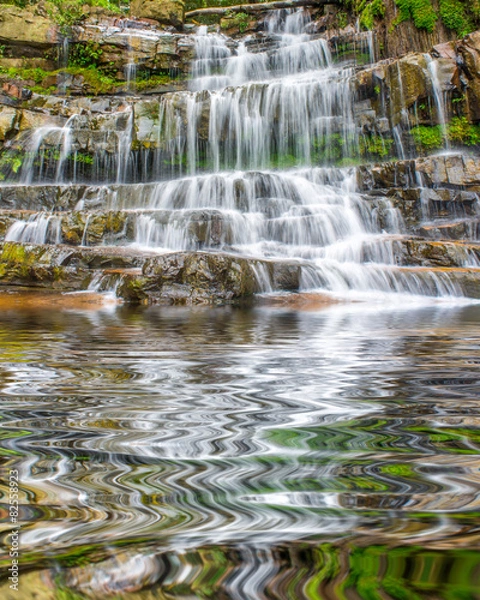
[0, 243, 304, 304]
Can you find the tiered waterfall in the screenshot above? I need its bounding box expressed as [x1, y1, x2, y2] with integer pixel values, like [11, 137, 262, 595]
[1, 9, 480, 302]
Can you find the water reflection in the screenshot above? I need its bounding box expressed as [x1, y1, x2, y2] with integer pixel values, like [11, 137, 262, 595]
[1, 301, 480, 597]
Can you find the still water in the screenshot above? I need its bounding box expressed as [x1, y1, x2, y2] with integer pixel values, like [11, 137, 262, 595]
[1, 296, 480, 598]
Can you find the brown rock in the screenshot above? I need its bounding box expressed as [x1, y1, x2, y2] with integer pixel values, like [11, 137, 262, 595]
[129, 0, 185, 28]
[0, 6, 58, 48]
[459, 31, 480, 121]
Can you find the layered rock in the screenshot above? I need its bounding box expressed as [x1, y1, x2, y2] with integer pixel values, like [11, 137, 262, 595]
[0, 242, 302, 304]
[0, 5, 59, 57]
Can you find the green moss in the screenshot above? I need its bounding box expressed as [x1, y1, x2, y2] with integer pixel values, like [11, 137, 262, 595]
[394, 0, 437, 32]
[44, 0, 120, 32]
[359, 134, 394, 157]
[68, 41, 103, 68]
[336, 10, 349, 29]
[439, 0, 474, 37]
[359, 0, 385, 30]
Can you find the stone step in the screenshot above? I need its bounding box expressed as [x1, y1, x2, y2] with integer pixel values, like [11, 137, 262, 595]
[418, 220, 480, 241]
[366, 187, 480, 229]
[2, 211, 480, 270]
[1, 240, 480, 303]
[357, 155, 480, 192]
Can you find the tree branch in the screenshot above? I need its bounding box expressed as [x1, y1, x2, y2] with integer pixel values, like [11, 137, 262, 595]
[185, 0, 337, 20]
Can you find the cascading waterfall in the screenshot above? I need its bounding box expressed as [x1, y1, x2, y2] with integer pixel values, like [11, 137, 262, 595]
[1, 7, 479, 301]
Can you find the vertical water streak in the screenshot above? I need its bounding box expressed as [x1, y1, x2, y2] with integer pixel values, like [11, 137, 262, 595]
[425, 55, 450, 150]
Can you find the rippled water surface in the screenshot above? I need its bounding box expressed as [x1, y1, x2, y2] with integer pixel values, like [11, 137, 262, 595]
[1, 298, 480, 598]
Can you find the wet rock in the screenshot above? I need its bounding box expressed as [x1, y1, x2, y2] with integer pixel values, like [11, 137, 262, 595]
[385, 54, 429, 126]
[358, 156, 480, 193]
[18, 110, 65, 133]
[59, 211, 128, 246]
[0, 241, 160, 291]
[269, 262, 301, 291]
[0, 242, 89, 289]
[134, 99, 162, 146]
[419, 220, 480, 241]
[2, 82, 32, 101]
[357, 160, 417, 190]
[131, 252, 258, 304]
[416, 155, 480, 187]
[403, 239, 480, 268]
[431, 41, 457, 60]
[0, 185, 109, 212]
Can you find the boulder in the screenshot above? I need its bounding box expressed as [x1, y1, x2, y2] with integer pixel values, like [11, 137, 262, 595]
[0, 107, 18, 141]
[129, 0, 185, 28]
[0, 6, 59, 54]
[116, 252, 258, 304]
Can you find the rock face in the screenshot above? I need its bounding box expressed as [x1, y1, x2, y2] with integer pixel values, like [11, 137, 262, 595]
[0, 6, 59, 55]
[459, 31, 480, 122]
[130, 0, 185, 28]
[377, 0, 454, 58]
[119, 252, 257, 304]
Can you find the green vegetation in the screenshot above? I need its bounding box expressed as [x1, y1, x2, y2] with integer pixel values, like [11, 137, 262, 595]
[411, 124, 443, 149]
[68, 41, 103, 68]
[360, 133, 394, 157]
[337, 0, 386, 30]
[446, 116, 480, 146]
[391, 0, 479, 35]
[358, 0, 386, 30]
[0, 63, 123, 94]
[439, 0, 474, 37]
[394, 0, 437, 32]
[411, 118, 480, 151]
[221, 11, 250, 33]
[0, 0, 121, 31]
[185, 0, 261, 10]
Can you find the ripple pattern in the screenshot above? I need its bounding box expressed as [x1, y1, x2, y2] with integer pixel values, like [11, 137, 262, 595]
[0, 303, 480, 597]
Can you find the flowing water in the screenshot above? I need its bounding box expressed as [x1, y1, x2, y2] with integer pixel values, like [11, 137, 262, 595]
[0, 299, 480, 598]
[3, 9, 480, 301]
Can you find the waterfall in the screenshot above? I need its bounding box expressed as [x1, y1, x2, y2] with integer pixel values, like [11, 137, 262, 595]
[425, 55, 450, 149]
[1, 8, 479, 302]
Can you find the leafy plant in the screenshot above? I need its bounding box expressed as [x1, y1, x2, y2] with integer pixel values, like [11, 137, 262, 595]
[221, 11, 250, 33]
[411, 125, 443, 149]
[68, 41, 103, 68]
[411, 118, 480, 151]
[447, 116, 480, 145]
